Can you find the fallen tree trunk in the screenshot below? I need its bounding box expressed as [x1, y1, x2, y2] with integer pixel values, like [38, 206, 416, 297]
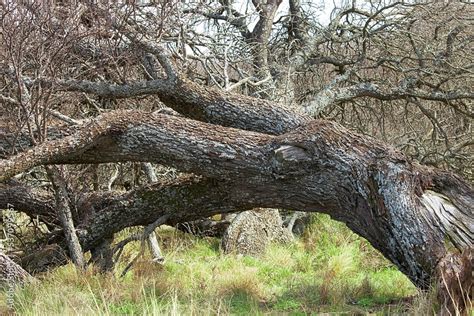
[1, 109, 472, 280]
[1, 3, 472, 314]
[0, 82, 472, 314]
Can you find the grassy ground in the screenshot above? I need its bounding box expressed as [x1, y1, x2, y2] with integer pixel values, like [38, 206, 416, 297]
[1, 214, 440, 315]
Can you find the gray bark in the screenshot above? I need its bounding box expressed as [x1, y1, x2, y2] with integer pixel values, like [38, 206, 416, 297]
[141, 162, 164, 263]
[45, 166, 85, 270]
[0, 77, 472, 313]
[28, 75, 310, 135]
[221, 209, 292, 256]
[0, 252, 32, 286]
[147, 232, 163, 263]
[1, 110, 471, 288]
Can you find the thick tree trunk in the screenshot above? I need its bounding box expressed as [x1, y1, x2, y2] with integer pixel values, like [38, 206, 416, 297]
[0, 77, 472, 313]
[1, 111, 471, 282]
[2, 3, 472, 314]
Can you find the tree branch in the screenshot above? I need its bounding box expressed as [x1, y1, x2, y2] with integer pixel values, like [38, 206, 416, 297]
[304, 81, 474, 116]
[0, 110, 274, 182]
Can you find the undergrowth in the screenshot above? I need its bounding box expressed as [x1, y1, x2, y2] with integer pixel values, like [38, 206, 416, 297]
[1, 214, 438, 315]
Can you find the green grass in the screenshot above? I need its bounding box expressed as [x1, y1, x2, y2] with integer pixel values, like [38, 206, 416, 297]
[1, 214, 427, 315]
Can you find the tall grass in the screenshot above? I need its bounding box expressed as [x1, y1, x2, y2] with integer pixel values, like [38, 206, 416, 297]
[1, 214, 430, 315]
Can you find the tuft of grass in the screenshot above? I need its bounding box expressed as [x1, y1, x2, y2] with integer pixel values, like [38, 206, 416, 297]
[1, 214, 435, 315]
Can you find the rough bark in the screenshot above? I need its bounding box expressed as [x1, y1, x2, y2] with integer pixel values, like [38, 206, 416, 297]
[1, 110, 472, 287]
[0, 252, 32, 287]
[0, 111, 274, 182]
[0, 181, 58, 227]
[45, 166, 85, 270]
[246, 0, 282, 96]
[31, 75, 310, 135]
[221, 208, 292, 256]
[0, 175, 247, 251]
[303, 80, 474, 117]
[0, 80, 472, 314]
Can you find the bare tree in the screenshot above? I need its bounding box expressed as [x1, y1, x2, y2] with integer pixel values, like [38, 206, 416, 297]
[0, 1, 472, 314]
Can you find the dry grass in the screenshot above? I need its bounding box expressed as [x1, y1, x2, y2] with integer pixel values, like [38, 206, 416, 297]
[1, 214, 466, 315]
